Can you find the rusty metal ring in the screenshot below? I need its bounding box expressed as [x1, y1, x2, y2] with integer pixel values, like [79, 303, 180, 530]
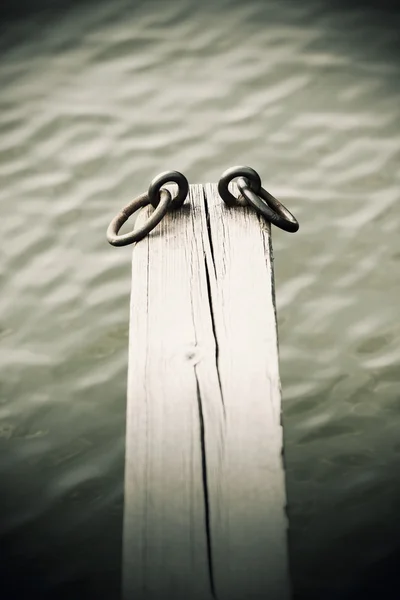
[237, 177, 299, 233]
[148, 170, 189, 210]
[107, 189, 172, 246]
[218, 166, 262, 207]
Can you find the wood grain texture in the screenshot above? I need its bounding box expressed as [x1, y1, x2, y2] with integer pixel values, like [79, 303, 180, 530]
[123, 184, 291, 600]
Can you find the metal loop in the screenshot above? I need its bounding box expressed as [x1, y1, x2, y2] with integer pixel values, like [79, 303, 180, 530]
[107, 189, 172, 246]
[237, 177, 299, 233]
[148, 170, 189, 210]
[218, 166, 262, 207]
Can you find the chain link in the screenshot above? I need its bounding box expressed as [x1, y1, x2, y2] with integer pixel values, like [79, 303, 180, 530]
[219, 166, 299, 233]
[107, 171, 189, 247]
[148, 170, 189, 210]
[217, 165, 262, 207]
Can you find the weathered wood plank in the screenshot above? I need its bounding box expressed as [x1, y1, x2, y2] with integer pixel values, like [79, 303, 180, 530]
[123, 184, 291, 600]
[202, 184, 291, 600]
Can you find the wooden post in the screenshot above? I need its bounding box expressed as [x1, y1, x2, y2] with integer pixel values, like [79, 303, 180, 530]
[122, 184, 291, 600]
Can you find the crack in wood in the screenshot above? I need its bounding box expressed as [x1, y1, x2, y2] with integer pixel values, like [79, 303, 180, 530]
[203, 185, 226, 421]
[194, 374, 217, 599]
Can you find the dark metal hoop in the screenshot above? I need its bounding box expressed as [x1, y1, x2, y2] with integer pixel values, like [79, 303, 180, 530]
[148, 170, 189, 210]
[237, 178, 299, 233]
[107, 189, 172, 246]
[218, 166, 262, 207]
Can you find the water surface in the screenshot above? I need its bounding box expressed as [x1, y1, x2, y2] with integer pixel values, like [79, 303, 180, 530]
[1, 0, 400, 598]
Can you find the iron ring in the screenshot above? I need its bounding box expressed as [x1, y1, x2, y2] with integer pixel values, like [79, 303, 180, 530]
[148, 170, 189, 210]
[237, 178, 299, 233]
[218, 166, 262, 207]
[107, 189, 172, 246]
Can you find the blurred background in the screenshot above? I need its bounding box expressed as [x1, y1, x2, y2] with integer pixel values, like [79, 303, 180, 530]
[0, 0, 400, 598]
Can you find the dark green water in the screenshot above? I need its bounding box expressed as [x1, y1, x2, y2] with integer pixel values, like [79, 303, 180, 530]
[1, 0, 400, 598]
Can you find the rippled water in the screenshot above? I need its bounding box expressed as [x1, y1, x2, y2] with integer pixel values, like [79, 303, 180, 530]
[1, 0, 400, 598]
